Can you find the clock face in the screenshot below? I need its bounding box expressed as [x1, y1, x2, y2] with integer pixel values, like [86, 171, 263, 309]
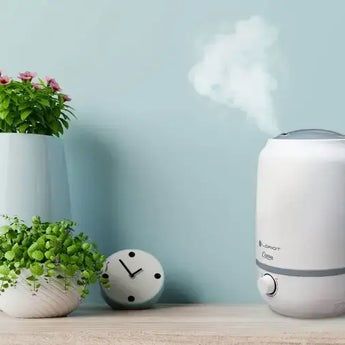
[101, 249, 164, 307]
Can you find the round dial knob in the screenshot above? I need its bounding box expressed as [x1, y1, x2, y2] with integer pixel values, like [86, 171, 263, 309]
[258, 274, 276, 295]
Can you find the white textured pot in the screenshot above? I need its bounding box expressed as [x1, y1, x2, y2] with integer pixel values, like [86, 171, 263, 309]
[0, 270, 80, 318]
[0, 133, 71, 224]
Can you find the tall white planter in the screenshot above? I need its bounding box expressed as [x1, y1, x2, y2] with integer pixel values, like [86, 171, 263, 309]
[0, 133, 71, 224]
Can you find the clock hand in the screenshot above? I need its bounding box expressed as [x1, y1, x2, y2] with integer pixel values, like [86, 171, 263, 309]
[131, 268, 143, 277]
[119, 259, 133, 277]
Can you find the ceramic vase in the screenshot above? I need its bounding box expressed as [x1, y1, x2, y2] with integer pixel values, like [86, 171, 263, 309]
[0, 133, 71, 224]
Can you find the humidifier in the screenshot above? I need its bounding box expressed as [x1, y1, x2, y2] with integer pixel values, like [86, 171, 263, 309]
[256, 129, 345, 318]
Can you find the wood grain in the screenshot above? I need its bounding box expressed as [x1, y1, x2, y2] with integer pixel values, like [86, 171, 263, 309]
[0, 304, 344, 344]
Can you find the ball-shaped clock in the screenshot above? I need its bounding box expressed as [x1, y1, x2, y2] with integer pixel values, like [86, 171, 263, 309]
[100, 249, 164, 309]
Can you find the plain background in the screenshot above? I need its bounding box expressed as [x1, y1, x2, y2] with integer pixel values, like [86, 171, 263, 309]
[1, 0, 345, 303]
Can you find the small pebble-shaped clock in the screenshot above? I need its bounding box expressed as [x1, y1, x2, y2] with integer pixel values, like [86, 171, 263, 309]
[100, 249, 164, 309]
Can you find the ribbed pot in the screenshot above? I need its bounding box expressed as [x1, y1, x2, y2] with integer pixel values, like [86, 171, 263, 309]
[0, 133, 71, 224]
[0, 270, 80, 318]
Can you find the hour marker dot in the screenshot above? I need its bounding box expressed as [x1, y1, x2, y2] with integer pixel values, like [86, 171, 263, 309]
[129, 251, 135, 257]
[128, 295, 135, 302]
[154, 273, 161, 279]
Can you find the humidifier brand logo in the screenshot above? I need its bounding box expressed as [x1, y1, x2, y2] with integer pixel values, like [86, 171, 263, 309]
[262, 251, 273, 261]
[258, 240, 280, 251]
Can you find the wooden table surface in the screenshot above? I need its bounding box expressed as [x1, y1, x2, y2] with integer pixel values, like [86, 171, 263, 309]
[0, 304, 345, 344]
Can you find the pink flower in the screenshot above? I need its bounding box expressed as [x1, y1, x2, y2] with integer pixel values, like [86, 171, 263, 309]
[32, 82, 42, 90]
[61, 94, 71, 102]
[45, 75, 54, 84]
[50, 79, 61, 92]
[18, 71, 37, 81]
[45, 76, 62, 92]
[0, 76, 10, 85]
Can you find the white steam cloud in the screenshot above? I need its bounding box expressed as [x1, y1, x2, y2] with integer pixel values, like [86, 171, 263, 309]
[188, 16, 280, 135]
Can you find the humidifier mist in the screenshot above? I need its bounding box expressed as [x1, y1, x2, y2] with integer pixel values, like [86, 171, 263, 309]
[188, 16, 281, 135]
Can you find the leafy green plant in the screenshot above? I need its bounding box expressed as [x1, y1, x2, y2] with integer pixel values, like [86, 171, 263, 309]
[0, 70, 75, 136]
[0, 216, 109, 298]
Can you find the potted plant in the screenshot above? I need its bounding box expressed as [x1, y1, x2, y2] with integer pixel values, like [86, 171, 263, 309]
[0, 216, 110, 318]
[0, 70, 75, 224]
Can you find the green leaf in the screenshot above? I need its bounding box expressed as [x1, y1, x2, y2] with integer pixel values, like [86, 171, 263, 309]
[45, 262, 55, 269]
[65, 265, 77, 277]
[18, 103, 30, 111]
[4, 251, 15, 261]
[52, 225, 59, 234]
[85, 256, 93, 268]
[60, 253, 69, 263]
[70, 255, 78, 263]
[30, 262, 44, 276]
[63, 238, 72, 248]
[28, 243, 38, 254]
[89, 272, 97, 284]
[0, 110, 9, 120]
[1, 97, 10, 109]
[60, 119, 69, 129]
[47, 269, 55, 277]
[81, 270, 89, 279]
[92, 253, 100, 261]
[0, 225, 10, 235]
[7, 230, 16, 240]
[18, 123, 30, 133]
[9, 270, 17, 279]
[44, 249, 54, 260]
[82, 243, 91, 251]
[5, 113, 14, 125]
[37, 236, 45, 248]
[32, 250, 44, 261]
[0, 265, 10, 276]
[38, 98, 50, 107]
[67, 245, 77, 255]
[20, 109, 32, 120]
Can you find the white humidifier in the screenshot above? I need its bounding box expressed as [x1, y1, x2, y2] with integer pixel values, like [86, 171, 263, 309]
[256, 129, 345, 318]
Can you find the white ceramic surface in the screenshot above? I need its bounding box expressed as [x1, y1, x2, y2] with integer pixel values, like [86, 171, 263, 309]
[0, 270, 80, 318]
[0, 133, 71, 225]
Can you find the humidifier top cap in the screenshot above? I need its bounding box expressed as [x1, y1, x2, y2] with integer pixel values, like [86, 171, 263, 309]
[274, 129, 345, 140]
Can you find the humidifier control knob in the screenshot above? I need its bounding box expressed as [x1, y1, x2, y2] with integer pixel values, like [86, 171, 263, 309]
[258, 274, 276, 296]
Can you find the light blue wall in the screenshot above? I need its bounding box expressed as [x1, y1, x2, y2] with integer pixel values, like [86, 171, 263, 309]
[1, 0, 345, 303]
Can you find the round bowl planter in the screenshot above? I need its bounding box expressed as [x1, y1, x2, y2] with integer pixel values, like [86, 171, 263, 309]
[0, 270, 80, 318]
[0, 133, 71, 225]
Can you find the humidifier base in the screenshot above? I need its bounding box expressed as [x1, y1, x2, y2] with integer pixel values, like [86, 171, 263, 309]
[257, 267, 345, 318]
